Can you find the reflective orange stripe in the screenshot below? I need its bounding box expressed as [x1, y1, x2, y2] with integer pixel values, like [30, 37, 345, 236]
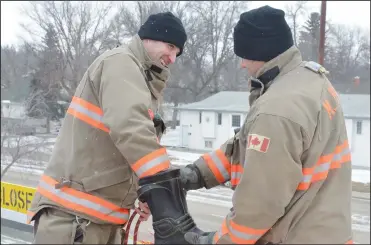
[328, 86, 340, 103]
[203, 149, 231, 183]
[213, 219, 229, 243]
[227, 219, 269, 244]
[67, 96, 110, 132]
[131, 148, 170, 178]
[345, 240, 354, 244]
[298, 140, 351, 190]
[72, 97, 104, 115]
[26, 210, 35, 224]
[67, 108, 109, 132]
[323, 99, 336, 120]
[37, 175, 129, 224]
[231, 164, 244, 186]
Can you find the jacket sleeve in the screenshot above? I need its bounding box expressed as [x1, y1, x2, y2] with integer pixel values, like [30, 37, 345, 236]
[194, 135, 237, 189]
[99, 53, 170, 179]
[213, 114, 305, 244]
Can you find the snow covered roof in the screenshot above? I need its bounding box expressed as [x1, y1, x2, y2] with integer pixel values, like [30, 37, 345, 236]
[177, 91, 251, 113]
[177, 91, 370, 119]
[339, 94, 370, 119]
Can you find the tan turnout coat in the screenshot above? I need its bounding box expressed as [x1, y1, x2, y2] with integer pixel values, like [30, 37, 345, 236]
[194, 46, 353, 244]
[28, 35, 172, 225]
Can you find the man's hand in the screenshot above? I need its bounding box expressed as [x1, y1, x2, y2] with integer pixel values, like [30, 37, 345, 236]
[184, 231, 216, 244]
[135, 202, 151, 221]
[179, 164, 205, 191]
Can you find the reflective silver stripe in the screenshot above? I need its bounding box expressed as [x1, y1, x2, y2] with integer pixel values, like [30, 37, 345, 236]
[314, 162, 331, 174]
[135, 154, 169, 177]
[302, 175, 312, 183]
[339, 148, 350, 158]
[231, 171, 242, 181]
[332, 152, 341, 161]
[69, 102, 104, 122]
[39, 180, 129, 221]
[228, 226, 261, 242]
[209, 151, 230, 181]
[300, 147, 350, 184]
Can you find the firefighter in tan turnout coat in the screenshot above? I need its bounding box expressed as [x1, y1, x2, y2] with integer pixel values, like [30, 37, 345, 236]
[28, 12, 187, 244]
[180, 6, 354, 244]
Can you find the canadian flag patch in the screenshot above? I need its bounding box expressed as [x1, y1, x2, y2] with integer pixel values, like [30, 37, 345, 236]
[247, 134, 270, 153]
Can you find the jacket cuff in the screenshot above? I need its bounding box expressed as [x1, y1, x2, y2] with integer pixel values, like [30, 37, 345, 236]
[194, 157, 220, 189]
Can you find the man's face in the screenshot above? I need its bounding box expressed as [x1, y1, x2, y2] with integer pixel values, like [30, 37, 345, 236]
[143, 39, 180, 67]
[240, 59, 265, 77]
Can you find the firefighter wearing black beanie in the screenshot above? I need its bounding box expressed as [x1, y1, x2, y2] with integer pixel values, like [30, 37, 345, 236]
[138, 12, 187, 57]
[233, 5, 294, 62]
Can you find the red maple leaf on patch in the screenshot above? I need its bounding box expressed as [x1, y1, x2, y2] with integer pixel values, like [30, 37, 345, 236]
[251, 137, 260, 146]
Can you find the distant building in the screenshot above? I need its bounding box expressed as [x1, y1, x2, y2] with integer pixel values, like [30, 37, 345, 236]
[1, 100, 47, 134]
[1, 100, 26, 119]
[177, 91, 370, 168]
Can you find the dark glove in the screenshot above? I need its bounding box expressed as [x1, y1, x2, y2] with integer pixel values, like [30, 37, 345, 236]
[184, 231, 216, 244]
[153, 113, 166, 134]
[179, 164, 205, 191]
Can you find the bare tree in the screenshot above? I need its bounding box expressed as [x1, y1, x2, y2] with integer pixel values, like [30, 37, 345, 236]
[166, 1, 247, 101]
[285, 1, 308, 46]
[107, 1, 189, 43]
[19, 1, 117, 101]
[219, 56, 248, 91]
[1, 118, 47, 178]
[326, 24, 370, 84]
[1, 45, 38, 101]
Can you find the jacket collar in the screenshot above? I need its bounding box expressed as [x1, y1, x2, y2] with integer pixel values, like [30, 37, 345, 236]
[255, 45, 303, 81]
[248, 46, 303, 106]
[127, 34, 170, 99]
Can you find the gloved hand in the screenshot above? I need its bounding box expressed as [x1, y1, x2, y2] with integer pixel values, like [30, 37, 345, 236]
[179, 164, 205, 191]
[184, 231, 216, 244]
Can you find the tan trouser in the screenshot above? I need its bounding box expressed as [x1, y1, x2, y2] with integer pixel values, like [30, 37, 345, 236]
[33, 208, 124, 244]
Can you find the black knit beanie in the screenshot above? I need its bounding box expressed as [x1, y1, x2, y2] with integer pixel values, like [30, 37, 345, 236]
[233, 5, 293, 62]
[138, 12, 187, 57]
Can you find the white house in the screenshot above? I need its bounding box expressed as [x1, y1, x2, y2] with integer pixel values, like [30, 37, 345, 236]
[1, 100, 26, 119]
[176, 91, 370, 168]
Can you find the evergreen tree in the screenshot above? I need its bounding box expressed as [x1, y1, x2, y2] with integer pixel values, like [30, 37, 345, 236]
[298, 12, 321, 62]
[26, 24, 65, 132]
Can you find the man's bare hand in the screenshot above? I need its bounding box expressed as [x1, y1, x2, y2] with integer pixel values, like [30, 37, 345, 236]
[135, 202, 151, 221]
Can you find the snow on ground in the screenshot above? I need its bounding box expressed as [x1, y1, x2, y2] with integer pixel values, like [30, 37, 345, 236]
[1, 149, 370, 184]
[167, 149, 200, 165]
[1, 127, 370, 184]
[352, 169, 370, 184]
[2, 135, 56, 148]
[161, 127, 180, 147]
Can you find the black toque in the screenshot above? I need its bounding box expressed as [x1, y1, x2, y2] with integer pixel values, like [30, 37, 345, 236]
[138, 12, 187, 57]
[233, 5, 294, 62]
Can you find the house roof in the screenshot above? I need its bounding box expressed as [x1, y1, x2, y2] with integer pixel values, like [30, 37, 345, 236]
[339, 94, 370, 119]
[177, 91, 251, 113]
[177, 91, 370, 119]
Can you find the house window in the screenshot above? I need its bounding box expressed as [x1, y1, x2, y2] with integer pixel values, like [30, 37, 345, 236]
[205, 140, 213, 148]
[232, 115, 241, 127]
[356, 121, 362, 134]
[199, 112, 202, 124]
[218, 113, 222, 125]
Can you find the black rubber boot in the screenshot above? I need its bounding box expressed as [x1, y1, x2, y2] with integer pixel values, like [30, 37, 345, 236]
[137, 169, 204, 244]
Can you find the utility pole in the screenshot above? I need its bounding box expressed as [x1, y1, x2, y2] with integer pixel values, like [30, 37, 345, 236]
[318, 1, 327, 65]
